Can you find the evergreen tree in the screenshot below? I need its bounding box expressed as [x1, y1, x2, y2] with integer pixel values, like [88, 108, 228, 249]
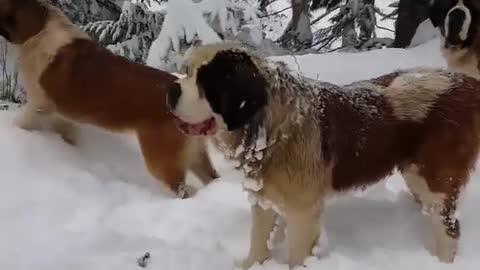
[311, 0, 394, 52]
[82, 2, 165, 62]
[48, 0, 121, 25]
[146, 0, 264, 72]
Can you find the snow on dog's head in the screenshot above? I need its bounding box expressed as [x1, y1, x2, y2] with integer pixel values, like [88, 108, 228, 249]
[167, 44, 268, 136]
[443, 0, 479, 49]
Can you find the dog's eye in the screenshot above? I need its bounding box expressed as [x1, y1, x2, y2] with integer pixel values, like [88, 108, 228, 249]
[239, 101, 246, 109]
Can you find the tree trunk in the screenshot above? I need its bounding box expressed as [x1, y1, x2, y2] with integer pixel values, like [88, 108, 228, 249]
[392, 0, 431, 48]
[278, 0, 313, 50]
[357, 0, 376, 43]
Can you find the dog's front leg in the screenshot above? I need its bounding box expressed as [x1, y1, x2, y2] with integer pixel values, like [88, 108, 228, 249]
[285, 204, 322, 269]
[50, 115, 77, 145]
[238, 204, 276, 270]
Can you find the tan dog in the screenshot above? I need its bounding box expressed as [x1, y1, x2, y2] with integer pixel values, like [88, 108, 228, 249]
[0, 0, 218, 198]
[167, 43, 480, 268]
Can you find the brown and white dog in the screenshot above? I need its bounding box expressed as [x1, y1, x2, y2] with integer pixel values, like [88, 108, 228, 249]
[0, 0, 218, 198]
[167, 43, 480, 268]
[430, 0, 480, 78]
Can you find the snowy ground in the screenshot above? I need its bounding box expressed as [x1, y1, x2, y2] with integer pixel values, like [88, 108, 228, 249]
[1, 39, 480, 270]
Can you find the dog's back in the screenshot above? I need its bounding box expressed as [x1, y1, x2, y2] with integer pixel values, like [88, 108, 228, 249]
[318, 69, 480, 191]
[40, 38, 177, 131]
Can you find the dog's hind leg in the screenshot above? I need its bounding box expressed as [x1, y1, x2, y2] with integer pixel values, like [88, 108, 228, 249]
[50, 115, 77, 145]
[15, 102, 50, 131]
[403, 165, 463, 263]
[15, 100, 76, 145]
[189, 140, 219, 185]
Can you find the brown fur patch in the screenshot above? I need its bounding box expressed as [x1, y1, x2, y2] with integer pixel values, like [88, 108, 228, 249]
[39, 38, 177, 130]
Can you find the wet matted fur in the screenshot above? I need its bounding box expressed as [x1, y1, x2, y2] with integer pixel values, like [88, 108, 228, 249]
[0, 0, 218, 198]
[167, 43, 480, 268]
[430, 0, 480, 78]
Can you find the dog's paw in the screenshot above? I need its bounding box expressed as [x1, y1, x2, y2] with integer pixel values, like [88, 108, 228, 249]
[312, 227, 330, 259]
[233, 258, 257, 270]
[51, 118, 77, 146]
[58, 125, 77, 145]
[177, 184, 197, 199]
[14, 107, 44, 131]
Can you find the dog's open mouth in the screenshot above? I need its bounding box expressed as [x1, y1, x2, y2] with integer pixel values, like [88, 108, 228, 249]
[173, 116, 217, 136]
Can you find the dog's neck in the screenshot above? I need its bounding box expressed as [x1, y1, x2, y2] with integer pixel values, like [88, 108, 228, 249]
[441, 36, 480, 79]
[212, 62, 317, 178]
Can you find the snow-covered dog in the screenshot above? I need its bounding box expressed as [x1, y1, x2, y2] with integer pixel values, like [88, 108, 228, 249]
[430, 0, 480, 78]
[0, 0, 218, 198]
[167, 43, 480, 268]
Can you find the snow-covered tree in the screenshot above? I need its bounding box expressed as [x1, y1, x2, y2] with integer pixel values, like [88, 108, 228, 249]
[82, 1, 165, 62]
[146, 0, 264, 72]
[310, 0, 394, 52]
[48, 0, 121, 25]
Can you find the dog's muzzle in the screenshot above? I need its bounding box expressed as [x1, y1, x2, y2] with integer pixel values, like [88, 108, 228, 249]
[167, 82, 182, 110]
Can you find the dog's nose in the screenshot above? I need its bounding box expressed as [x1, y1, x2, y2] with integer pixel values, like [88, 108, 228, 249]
[167, 82, 182, 109]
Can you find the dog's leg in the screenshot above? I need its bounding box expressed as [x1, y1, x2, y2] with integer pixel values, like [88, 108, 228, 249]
[431, 196, 460, 263]
[50, 115, 77, 145]
[137, 126, 194, 198]
[402, 165, 462, 263]
[15, 102, 77, 145]
[15, 102, 49, 131]
[239, 205, 277, 270]
[190, 142, 219, 185]
[285, 204, 322, 268]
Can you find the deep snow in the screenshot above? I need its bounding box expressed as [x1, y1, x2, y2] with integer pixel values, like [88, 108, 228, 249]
[1, 39, 480, 270]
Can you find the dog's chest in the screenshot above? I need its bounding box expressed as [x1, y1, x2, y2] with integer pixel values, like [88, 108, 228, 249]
[214, 127, 271, 178]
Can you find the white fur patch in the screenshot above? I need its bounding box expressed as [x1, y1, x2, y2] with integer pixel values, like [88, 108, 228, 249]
[384, 70, 451, 121]
[243, 178, 264, 192]
[174, 77, 214, 124]
[445, 0, 472, 41]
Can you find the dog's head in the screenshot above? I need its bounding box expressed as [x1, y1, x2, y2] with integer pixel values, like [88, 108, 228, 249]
[430, 0, 480, 49]
[0, 0, 48, 44]
[167, 44, 268, 136]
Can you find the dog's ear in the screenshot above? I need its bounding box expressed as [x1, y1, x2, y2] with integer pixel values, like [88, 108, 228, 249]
[444, 0, 477, 48]
[0, 0, 48, 44]
[196, 49, 268, 131]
